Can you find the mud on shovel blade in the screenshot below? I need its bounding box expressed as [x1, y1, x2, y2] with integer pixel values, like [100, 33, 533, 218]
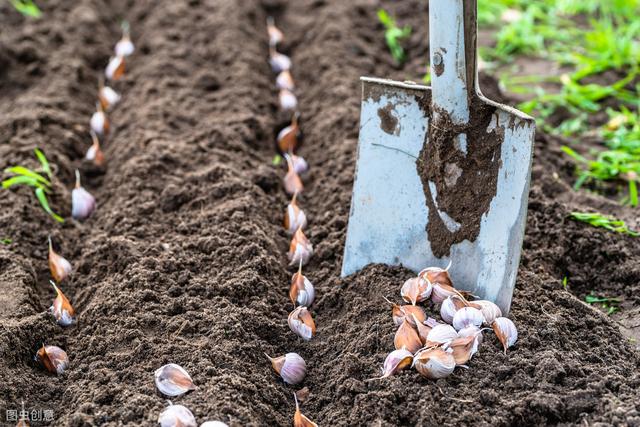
[341, 0, 535, 314]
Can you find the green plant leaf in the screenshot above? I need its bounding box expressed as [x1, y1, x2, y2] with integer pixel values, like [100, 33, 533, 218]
[35, 187, 64, 223]
[34, 148, 52, 179]
[4, 166, 50, 187]
[9, 0, 42, 18]
[2, 175, 45, 189]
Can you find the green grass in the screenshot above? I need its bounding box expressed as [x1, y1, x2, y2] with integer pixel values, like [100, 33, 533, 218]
[377, 8, 412, 65]
[569, 211, 639, 236]
[585, 293, 621, 315]
[8, 0, 41, 17]
[2, 148, 64, 223]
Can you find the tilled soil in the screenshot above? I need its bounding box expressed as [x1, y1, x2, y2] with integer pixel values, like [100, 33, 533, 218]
[0, 0, 639, 426]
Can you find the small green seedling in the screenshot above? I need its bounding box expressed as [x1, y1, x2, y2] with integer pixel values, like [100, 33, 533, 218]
[377, 9, 412, 64]
[585, 293, 621, 315]
[272, 154, 283, 167]
[562, 276, 568, 289]
[2, 148, 64, 223]
[569, 211, 638, 236]
[8, 0, 41, 17]
[0, 238, 12, 245]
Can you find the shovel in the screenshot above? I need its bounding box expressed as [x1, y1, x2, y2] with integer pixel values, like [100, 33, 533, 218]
[342, 0, 535, 314]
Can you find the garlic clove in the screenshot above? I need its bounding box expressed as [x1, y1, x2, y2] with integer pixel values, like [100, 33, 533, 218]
[288, 228, 313, 267]
[269, 51, 292, 73]
[16, 418, 29, 427]
[71, 170, 96, 221]
[452, 307, 484, 331]
[105, 55, 125, 80]
[445, 335, 477, 365]
[98, 84, 121, 111]
[472, 300, 502, 325]
[289, 261, 315, 307]
[419, 263, 453, 287]
[200, 422, 229, 427]
[267, 16, 284, 47]
[425, 323, 458, 346]
[48, 236, 72, 283]
[293, 393, 317, 427]
[288, 306, 316, 341]
[291, 155, 308, 175]
[283, 155, 304, 196]
[90, 103, 109, 136]
[394, 318, 422, 354]
[431, 282, 460, 304]
[458, 325, 484, 355]
[284, 193, 307, 234]
[375, 348, 413, 379]
[279, 89, 298, 111]
[412, 314, 432, 345]
[400, 276, 432, 305]
[276, 70, 295, 91]
[413, 347, 456, 379]
[86, 131, 105, 166]
[50, 280, 76, 327]
[384, 297, 426, 327]
[154, 363, 196, 397]
[439, 295, 459, 324]
[35, 344, 69, 375]
[265, 352, 306, 385]
[115, 37, 134, 57]
[276, 113, 301, 154]
[492, 317, 518, 354]
[158, 404, 197, 427]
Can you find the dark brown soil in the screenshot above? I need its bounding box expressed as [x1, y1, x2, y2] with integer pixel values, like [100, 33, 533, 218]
[0, 0, 639, 426]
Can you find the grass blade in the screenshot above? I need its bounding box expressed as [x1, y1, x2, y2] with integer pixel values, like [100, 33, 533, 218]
[34, 148, 52, 179]
[4, 166, 50, 187]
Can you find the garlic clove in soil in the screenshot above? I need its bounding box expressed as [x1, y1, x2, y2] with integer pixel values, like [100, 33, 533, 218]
[400, 276, 432, 305]
[291, 154, 308, 175]
[458, 325, 484, 354]
[288, 306, 316, 341]
[276, 70, 295, 91]
[439, 295, 468, 325]
[384, 297, 426, 327]
[90, 102, 109, 136]
[289, 261, 315, 306]
[412, 347, 456, 379]
[431, 282, 461, 304]
[265, 352, 306, 385]
[284, 193, 307, 234]
[48, 236, 72, 283]
[419, 263, 453, 287]
[269, 50, 292, 73]
[200, 422, 229, 427]
[375, 348, 413, 379]
[492, 317, 518, 354]
[425, 323, 458, 346]
[154, 363, 196, 397]
[288, 228, 313, 267]
[293, 393, 317, 427]
[444, 335, 478, 366]
[115, 24, 135, 57]
[267, 16, 283, 47]
[105, 55, 125, 80]
[98, 81, 121, 111]
[35, 344, 68, 375]
[279, 89, 298, 111]
[71, 170, 96, 221]
[452, 307, 484, 331]
[283, 154, 304, 196]
[471, 300, 502, 325]
[412, 314, 432, 345]
[86, 131, 105, 167]
[50, 280, 76, 327]
[394, 318, 422, 354]
[277, 112, 301, 154]
[158, 404, 197, 427]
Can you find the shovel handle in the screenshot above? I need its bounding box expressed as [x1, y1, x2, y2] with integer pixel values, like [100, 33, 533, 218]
[428, 0, 478, 125]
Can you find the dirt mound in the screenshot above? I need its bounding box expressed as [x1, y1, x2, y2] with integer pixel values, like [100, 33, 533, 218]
[0, 0, 638, 426]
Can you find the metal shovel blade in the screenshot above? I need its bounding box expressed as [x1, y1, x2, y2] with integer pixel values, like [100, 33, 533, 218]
[341, 0, 535, 314]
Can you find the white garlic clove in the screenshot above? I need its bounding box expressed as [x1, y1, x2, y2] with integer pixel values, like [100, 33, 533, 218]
[431, 282, 459, 304]
[439, 296, 459, 324]
[283, 155, 304, 196]
[288, 228, 313, 267]
[377, 348, 413, 379]
[284, 196, 307, 235]
[99, 85, 121, 110]
[48, 237, 72, 283]
[419, 263, 453, 287]
[412, 347, 456, 379]
[400, 276, 432, 305]
[277, 113, 300, 153]
[394, 318, 422, 354]
[86, 131, 105, 166]
[458, 325, 484, 354]
[154, 363, 196, 397]
[105, 55, 125, 80]
[36, 344, 69, 375]
[158, 404, 197, 427]
[270, 51, 291, 73]
[291, 155, 308, 175]
[115, 38, 135, 57]
[266, 352, 307, 385]
[276, 70, 295, 91]
[90, 104, 109, 136]
[279, 89, 298, 111]
[385, 298, 426, 327]
[267, 16, 283, 47]
[201, 422, 229, 427]
[452, 307, 484, 331]
[412, 314, 432, 344]
[289, 264, 315, 307]
[492, 317, 518, 354]
[425, 323, 457, 346]
[445, 335, 478, 365]
[50, 280, 76, 327]
[472, 300, 502, 325]
[71, 170, 96, 221]
[288, 306, 316, 341]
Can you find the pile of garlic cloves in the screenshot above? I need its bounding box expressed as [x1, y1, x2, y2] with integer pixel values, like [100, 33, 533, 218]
[265, 17, 318, 427]
[377, 264, 518, 380]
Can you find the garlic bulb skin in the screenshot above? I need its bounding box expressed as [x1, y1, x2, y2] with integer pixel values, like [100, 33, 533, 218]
[425, 324, 457, 345]
[288, 306, 316, 341]
[431, 283, 458, 304]
[473, 300, 502, 325]
[413, 347, 456, 379]
[71, 171, 96, 221]
[105, 55, 125, 80]
[419, 265, 453, 287]
[270, 51, 291, 73]
[452, 307, 484, 331]
[267, 352, 307, 385]
[289, 268, 315, 307]
[36, 345, 69, 375]
[279, 89, 298, 111]
[379, 348, 413, 378]
[492, 317, 518, 353]
[90, 109, 108, 136]
[158, 404, 197, 427]
[99, 85, 121, 110]
[458, 325, 483, 353]
[288, 228, 313, 267]
[400, 277, 432, 305]
[439, 296, 459, 324]
[394, 318, 422, 354]
[50, 281, 76, 327]
[154, 363, 196, 397]
[284, 194, 307, 234]
[115, 38, 134, 57]
[276, 70, 295, 91]
[48, 237, 72, 283]
[291, 155, 308, 175]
